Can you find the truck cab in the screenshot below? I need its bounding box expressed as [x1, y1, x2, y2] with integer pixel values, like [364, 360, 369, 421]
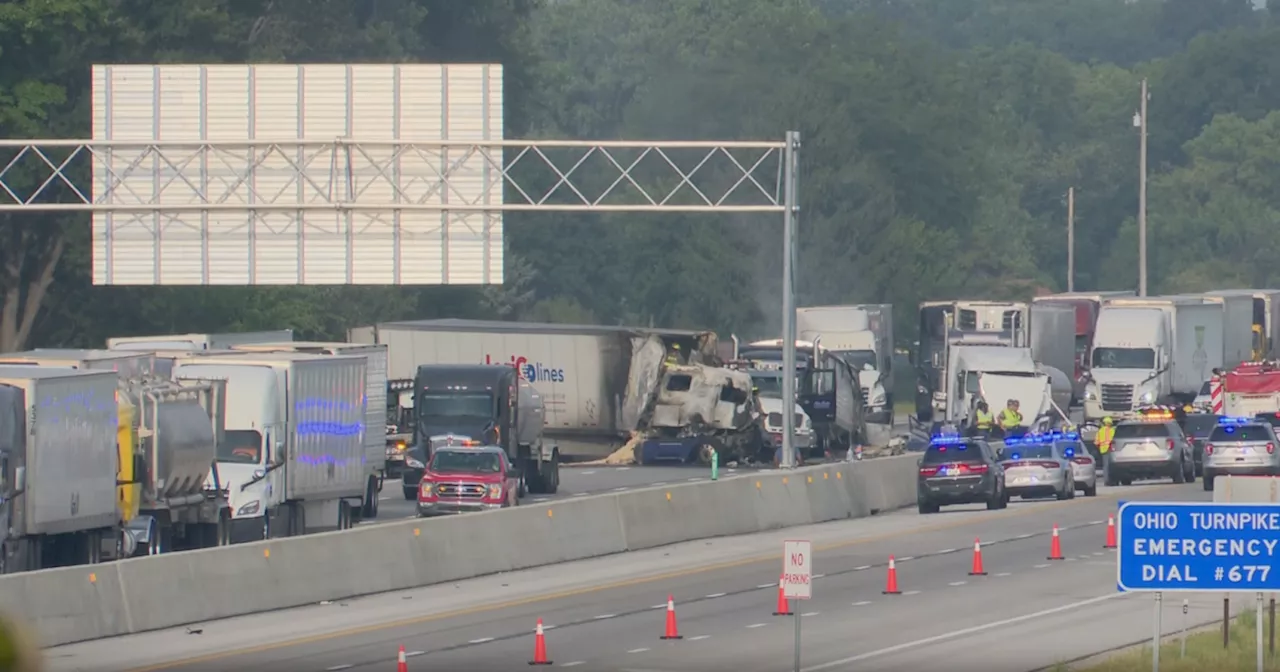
[412, 364, 559, 500]
[914, 301, 1029, 423]
[1084, 307, 1168, 423]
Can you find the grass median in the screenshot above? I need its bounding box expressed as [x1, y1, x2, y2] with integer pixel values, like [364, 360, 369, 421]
[1063, 609, 1280, 672]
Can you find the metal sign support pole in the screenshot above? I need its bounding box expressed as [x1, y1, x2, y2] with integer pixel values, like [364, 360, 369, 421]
[793, 609, 801, 672]
[1258, 592, 1265, 672]
[1181, 599, 1188, 659]
[1153, 592, 1162, 672]
[780, 131, 800, 469]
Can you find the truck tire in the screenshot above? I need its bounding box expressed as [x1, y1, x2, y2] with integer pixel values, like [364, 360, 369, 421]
[362, 476, 380, 519]
[540, 453, 560, 495]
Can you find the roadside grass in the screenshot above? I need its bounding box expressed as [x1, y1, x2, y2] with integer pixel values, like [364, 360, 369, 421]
[892, 400, 915, 417]
[1067, 609, 1280, 672]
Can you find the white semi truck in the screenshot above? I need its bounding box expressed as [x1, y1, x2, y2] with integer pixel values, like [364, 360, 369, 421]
[108, 330, 294, 352]
[0, 367, 120, 574]
[914, 300, 1029, 423]
[795, 304, 895, 425]
[172, 352, 370, 540]
[228, 342, 388, 520]
[1083, 296, 1234, 423]
[0, 349, 232, 556]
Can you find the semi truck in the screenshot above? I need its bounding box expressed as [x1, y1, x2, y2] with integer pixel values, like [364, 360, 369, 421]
[795, 304, 895, 424]
[229, 342, 388, 519]
[0, 367, 120, 574]
[348, 319, 726, 459]
[0, 349, 232, 557]
[1083, 296, 1231, 424]
[410, 364, 559, 497]
[1031, 291, 1136, 400]
[1173, 293, 1255, 371]
[913, 300, 1029, 422]
[171, 352, 369, 540]
[729, 339, 865, 457]
[1027, 303, 1076, 394]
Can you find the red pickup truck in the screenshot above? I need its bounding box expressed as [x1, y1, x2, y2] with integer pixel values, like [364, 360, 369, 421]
[416, 445, 521, 517]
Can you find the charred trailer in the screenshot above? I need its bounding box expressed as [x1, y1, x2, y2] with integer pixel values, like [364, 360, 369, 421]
[639, 364, 767, 465]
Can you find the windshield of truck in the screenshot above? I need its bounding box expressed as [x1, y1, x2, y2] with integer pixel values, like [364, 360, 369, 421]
[417, 393, 494, 421]
[429, 450, 503, 474]
[836, 350, 877, 370]
[1091, 347, 1155, 369]
[220, 429, 263, 464]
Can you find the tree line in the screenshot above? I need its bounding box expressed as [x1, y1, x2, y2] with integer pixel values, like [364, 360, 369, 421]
[0, 0, 1275, 352]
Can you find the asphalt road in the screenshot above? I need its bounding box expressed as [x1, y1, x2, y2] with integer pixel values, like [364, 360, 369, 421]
[368, 464, 765, 526]
[47, 477, 1212, 672]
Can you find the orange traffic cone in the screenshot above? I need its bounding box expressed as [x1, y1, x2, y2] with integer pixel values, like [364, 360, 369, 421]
[969, 538, 987, 576]
[660, 594, 682, 640]
[1104, 514, 1117, 549]
[397, 645, 407, 672]
[883, 555, 902, 595]
[773, 575, 792, 616]
[1048, 524, 1064, 560]
[529, 618, 552, 665]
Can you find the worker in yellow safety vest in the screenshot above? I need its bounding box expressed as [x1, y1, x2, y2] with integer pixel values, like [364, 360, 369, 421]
[0, 612, 43, 672]
[972, 401, 994, 436]
[1095, 416, 1116, 456]
[998, 399, 1023, 431]
[664, 343, 681, 366]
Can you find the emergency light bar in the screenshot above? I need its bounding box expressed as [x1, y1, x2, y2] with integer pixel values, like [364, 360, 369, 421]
[1219, 416, 1253, 425]
[1004, 431, 1082, 446]
[929, 433, 965, 446]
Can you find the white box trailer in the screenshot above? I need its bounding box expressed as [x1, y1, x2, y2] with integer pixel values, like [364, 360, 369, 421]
[108, 330, 294, 351]
[1170, 293, 1254, 372]
[172, 352, 368, 539]
[795, 304, 895, 424]
[0, 367, 119, 573]
[349, 319, 719, 451]
[228, 341, 388, 519]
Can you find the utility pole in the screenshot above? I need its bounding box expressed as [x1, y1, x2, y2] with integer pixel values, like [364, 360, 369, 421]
[1135, 78, 1149, 297]
[1067, 186, 1075, 293]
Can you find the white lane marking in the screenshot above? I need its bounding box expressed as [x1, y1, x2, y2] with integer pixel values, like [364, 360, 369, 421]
[595, 614, 616, 619]
[468, 637, 494, 644]
[706, 592, 727, 598]
[747, 623, 768, 628]
[996, 572, 1012, 577]
[948, 581, 967, 587]
[379, 495, 392, 501]
[561, 662, 585, 667]
[1034, 564, 1050, 569]
[573, 492, 589, 497]
[406, 651, 425, 657]
[758, 583, 777, 589]
[687, 477, 704, 482]
[612, 487, 630, 492]
[1016, 533, 1034, 539]
[854, 565, 872, 571]
[802, 612, 820, 617]
[938, 548, 956, 554]
[898, 556, 915, 561]
[903, 590, 921, 596]
[532, 498, 550, 503]
[1066, 557, 1078, 562]
[1093, 551, 1105, 556]
[544, 625, 558, 630]
[800, 592, 1124, 671]
[1090, 520, 1104, 525]
[689, 635, 711, 641]
[853, 600, 873, 606]
[326, 665, 353, 671]
[580, 471, 597, 475]
[651, 604, 668, 609]
[628, 647, 651, 654]
[652, 481, 668, 486]
[812, 574, 825, 579]
[617, 467, 631, 472]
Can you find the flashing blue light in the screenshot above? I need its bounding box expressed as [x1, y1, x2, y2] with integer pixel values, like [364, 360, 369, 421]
[1009, 452, 1021, 461]
[1218, 416, 1252, 425]
[930, 433, 963, 446]
[1063, 432, 1080, 441]
[1064, 447, 1075, 458]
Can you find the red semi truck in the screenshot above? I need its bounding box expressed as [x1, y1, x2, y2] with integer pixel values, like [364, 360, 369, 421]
[1031, 291, 1136, 402]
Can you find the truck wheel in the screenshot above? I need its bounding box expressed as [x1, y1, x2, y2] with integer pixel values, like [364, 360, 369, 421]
[541, 454, 560, 495]
[362, 476, 380, 519]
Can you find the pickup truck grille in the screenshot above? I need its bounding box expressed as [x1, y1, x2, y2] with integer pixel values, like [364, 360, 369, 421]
[1100, 384, 1134, 412]
[436, 483, 486, 499]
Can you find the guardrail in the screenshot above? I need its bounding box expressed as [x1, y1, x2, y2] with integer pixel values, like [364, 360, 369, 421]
[0, 455, 921, 648]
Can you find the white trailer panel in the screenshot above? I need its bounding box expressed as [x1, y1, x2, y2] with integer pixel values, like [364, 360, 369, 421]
[91, 63, 504, 286]
[229, 342, 388, 472]
[1029, 304, 1076, 377]
[0, 367, 119, 536]
[1171, 302, 1226, 396]
[107, 330, 295, 351]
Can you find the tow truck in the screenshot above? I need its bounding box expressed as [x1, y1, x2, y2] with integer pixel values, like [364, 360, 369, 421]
[415, 444, 521, 516]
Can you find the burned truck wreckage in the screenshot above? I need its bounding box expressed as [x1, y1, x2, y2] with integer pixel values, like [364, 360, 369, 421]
[351, 319, 793, 465]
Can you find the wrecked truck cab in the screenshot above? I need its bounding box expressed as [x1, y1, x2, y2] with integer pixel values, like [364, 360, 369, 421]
[638, 365, 766, 465]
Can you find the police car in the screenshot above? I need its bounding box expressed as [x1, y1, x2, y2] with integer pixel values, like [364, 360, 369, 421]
[916, 433, 1008, 514]
[999, 431, 1098, 500]
[1202, 416, 1280, 491]
[1105, 408, 1196, 486]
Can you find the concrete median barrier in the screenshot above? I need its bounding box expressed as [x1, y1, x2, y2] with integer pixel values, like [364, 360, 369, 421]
[3, 457, 920, 648]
